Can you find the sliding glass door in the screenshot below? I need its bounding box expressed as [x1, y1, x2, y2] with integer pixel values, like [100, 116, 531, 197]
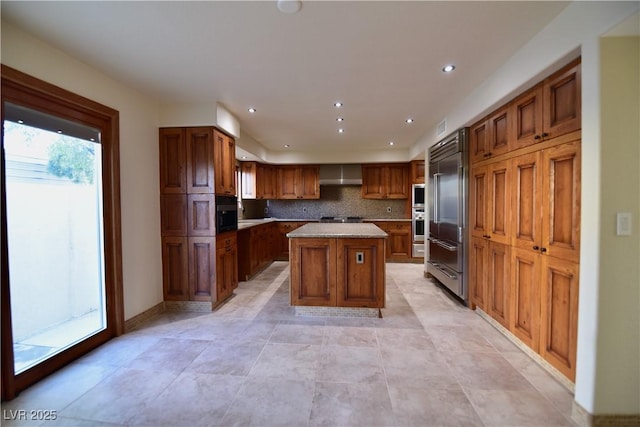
[1, 66, 123, 400]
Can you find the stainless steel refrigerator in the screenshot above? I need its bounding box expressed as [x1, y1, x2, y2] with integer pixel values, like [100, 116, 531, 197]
[427, 128, 468, 303]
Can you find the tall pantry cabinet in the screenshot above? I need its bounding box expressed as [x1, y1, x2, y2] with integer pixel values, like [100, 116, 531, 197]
[469, 59, 581, 381]
[159, 127, 238, 308]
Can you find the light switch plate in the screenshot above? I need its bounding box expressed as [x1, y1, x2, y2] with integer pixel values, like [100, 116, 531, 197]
[616, 212, 632, 236]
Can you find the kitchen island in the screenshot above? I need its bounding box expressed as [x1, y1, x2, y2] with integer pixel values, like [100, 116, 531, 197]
[287, 223, 387, 316]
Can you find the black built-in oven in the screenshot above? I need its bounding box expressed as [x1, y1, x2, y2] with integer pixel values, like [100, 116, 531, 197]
[215, 195, 238, 233]
[412, 184, 425, 207]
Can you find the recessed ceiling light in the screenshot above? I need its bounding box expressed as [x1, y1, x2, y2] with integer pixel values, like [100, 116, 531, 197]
[338, 128, 345, 133]
[242, 156, 248, 159]
[334, 102, 343, 108]
[248, 108, 256, 113]
[56, 130, 63, 134]
[17, 119, 24, 124]
[277, 0, 302, 14]
[405, 118, 414, 124]
[389, 141, 395, 146]
[336, 117, 344, 122]
[442, 64, 456, 73]
[284, 144, 290, 148]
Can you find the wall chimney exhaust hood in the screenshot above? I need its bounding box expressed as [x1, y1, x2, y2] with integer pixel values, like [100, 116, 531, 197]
[319, 164, 362, 185]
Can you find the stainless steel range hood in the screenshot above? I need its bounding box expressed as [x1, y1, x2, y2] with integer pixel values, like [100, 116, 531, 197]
[318, 164, 362, 185]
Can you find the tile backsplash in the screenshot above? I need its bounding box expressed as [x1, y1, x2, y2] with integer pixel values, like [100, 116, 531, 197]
[241, 185, 407, 220]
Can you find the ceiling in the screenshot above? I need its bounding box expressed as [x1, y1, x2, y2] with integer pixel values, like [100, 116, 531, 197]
[1, 1, 571, 161]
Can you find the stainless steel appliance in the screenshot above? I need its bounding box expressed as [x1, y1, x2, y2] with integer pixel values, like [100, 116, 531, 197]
[412, 207, 425, 258]
[216, 195, 238, 233]
[412, 184, 425, 208]
[426, 128, 468, 302]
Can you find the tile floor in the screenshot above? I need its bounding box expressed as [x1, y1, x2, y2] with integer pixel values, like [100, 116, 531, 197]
[1, 262, 577, 427]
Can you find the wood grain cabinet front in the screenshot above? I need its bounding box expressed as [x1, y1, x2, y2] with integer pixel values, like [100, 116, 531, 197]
[361, 164, 409, 199]
[277, 165, 320, 199]
[216, 232, 238, 305]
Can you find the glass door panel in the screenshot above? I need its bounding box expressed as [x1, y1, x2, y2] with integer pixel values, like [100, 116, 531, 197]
[3, 104, 106, 374]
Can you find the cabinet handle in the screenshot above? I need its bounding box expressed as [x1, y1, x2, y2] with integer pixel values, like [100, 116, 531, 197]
[533, 245, 539, 250]
[541, 132, 549, 138]
[534, 135, 541, 140]
[541, 247, 547, 253]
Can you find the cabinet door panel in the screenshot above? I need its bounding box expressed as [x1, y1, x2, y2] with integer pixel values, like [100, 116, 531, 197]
[469, 165, 488, 238]
[488, 107, 510, 157]
[510, 85, 544, 150]
[299, 166, 320, 199]
[159, 128, 186, 194]
[162, 237, 189, 300]
[540, 257, 579, 381]
[188, 237, 215, 301]
[188, 194, 215, 237]
[277, 166, 298, 199]
[470, 119, 489, 164]
[241, 162, 257, 199]
[361, 166, 384, 199]
[542, 141, 581, 263]
[544, 61, 581, 139]
[186, 127, 214, 194]
[336, 238, 385, 307]
[386, 164, 409, 199]
[214, 130, 236, 195]
[488, 160, 511, 244]
[510, 248, 540, 351]
[161, 194, 187, 236]
[290, 238, 336, 306]
[469, 237, 488, 310]
[411, 160, 425, 184]
[512, 152, 542, 251]
[487, 242, 510, 328]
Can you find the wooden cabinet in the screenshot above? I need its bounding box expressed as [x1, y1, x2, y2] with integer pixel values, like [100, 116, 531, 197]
[410, 160, 425, 184]
[469, 107, 513, 163]
[289, 236, 385, 308]
[277, 221, 305, 259]
[472, 60, 581, 163]
[161, 237, 189, 300]
[159, 128, 187, 194]
[290, 238, 337, 306]
[159, 126, 237, 304]
[277, 165, 320, 199]
[214, 129, 236, 195]
[216, 232, 238, 305]
[372, 221, 411, 260]
[361, 163, 409, 199]
[241, 162, 257, 199]
[188, 237, 216, 302]
[336, 238, 385, 308]
[469, 160, 511, 245]
[259, 164, 278, 199]
[539, 256, 579, 381]
[467, 59, 581, 381]
[238, 222, 279, 281]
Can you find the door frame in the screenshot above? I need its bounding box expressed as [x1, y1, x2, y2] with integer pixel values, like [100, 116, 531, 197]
[1, 65, 124, 400]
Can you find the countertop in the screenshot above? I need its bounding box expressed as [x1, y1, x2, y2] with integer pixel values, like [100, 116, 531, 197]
[286, 223, 387, 238]
[238, 217, 409, 231]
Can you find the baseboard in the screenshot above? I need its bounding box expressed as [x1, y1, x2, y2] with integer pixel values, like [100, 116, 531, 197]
[571, 401, 640, 427]
[123, 302, 164, 333]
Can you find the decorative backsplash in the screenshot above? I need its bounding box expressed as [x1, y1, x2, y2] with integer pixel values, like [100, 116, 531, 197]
[241, 186, 407, 220]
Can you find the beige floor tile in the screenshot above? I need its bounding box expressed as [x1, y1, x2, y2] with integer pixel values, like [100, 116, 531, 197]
[127, 337, 209, 372]
[317, 345, 385, 384]
[309, 381, 395, 426]
[444, 351, 536, 391]
[249, 343, 320, 380]
[323, 325, 378, 347]
[269, 323, 325, 345]
[186, 340, 265, 376]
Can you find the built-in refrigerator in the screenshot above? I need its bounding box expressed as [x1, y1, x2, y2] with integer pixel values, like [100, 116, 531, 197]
[426, 128, 468, 303]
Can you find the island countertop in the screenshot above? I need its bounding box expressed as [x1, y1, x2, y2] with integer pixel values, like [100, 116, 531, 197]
[286, 222, 388, 239]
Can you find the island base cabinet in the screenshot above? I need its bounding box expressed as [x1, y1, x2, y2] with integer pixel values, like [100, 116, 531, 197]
[336, 239, 385, 308]
[289, 237, 386, 309]
[290, 238, 337, 306]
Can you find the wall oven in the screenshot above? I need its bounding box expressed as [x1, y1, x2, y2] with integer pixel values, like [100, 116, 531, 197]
[412, 208, 425, 242]
[412, 184, 425, 208]
[216, 195, 238, 233]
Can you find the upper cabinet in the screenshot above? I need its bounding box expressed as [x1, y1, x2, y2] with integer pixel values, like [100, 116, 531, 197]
[159, 128, 187, 194]
[277, 165, 320, 199]
[410, 160, 425, 184]
[471, 59, 581, 164]
[361, 163, 409, 199]
[213, 129, 236, 195]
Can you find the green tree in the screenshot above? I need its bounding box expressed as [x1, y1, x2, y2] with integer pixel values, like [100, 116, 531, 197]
[47, 139, 95, 184]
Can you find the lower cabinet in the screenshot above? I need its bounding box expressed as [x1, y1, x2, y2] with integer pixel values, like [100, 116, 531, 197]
[188, 237, 216, 302]
[289, 237, 385, 308]
[238, 222, 280, 281]
[215, 231, 238, 306]
[277, 221, 306, 259]
[371, 221, 411, 261]
[469, 238, 510, 328]
[161, 236, 189, 301]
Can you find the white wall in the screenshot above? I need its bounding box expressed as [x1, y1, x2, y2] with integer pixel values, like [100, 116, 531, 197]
[1, 21, 164, 320]
[595, 35, 639, 414]
[414, 1, 640, 416]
